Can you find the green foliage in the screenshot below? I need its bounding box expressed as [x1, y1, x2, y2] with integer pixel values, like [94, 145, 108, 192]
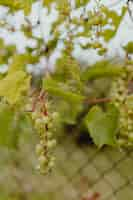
[84, 104, 119, 148]
[43, 0, 54, 7]
[8, 54, 38, 73]
[100, 6, 127, 42]
[0, 103, 15, 148]
[81, 60, 124, 81]
[43, 77, 84, 104]
[123, 42, 133, 54]
[0, 102, 32, 149]
[75, 0, 90, 8]
[0, 71, 31, 104]
[0, 39, 16, 65]
[0, 0, 34, 15]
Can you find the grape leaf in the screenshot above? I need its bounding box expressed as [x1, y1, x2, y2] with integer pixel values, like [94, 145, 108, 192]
[84, 104, 119, 148]
[0, 71, 31, 104]
[0, 103, 33, 149]
[0, 0, 34, 14]
[123, 42, 133, 54]
[0, 103, 14, 148]
[100, 6, 127, 42]
[43, 77, 85, 104]
[8, 54, 38, 73]
[23, 0, 33, 15]
[75, 0, 90, 8]
[81, 60, 124, 81]
[55, 100, 83, 125]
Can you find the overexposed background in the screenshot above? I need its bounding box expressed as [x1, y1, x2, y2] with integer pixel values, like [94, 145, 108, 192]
[0, 0, 133, 73]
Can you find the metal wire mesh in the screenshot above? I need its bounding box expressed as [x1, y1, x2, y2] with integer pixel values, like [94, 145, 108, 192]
[42, 134, 133, 200]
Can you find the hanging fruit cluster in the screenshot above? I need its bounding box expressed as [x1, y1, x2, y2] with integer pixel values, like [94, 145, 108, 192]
[110, 65, 133, 147]
[28, 90, 57, 174]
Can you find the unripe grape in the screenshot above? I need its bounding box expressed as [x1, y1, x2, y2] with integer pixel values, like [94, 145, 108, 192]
[35, 144, 43, 155]
[128, 133, 133, 142]
[38, 155, 47, 166]
[47, 131, 53, 139]
[30, 94, 57, 174]
[52, 112, 59, 120]
[36, 164, 41, 171]
[48, 160, 55, 168]
[48, 122, 53, 129]
[110, 65, 133, 147]
[47, 139, 57, 149]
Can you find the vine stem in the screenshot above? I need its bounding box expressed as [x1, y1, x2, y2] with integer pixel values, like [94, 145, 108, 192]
[84, 97, 111, 105]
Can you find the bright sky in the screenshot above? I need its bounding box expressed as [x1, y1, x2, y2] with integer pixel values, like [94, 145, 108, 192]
[0, 0, 133, 72]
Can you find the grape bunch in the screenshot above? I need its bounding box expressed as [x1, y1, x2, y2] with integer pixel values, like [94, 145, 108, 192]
[110, 65, 133, 147]
[28, 90, 57, 174]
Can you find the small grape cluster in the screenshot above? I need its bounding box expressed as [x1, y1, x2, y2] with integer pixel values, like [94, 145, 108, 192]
[110, 65, 133, 147]
[28, 90, 57, 174]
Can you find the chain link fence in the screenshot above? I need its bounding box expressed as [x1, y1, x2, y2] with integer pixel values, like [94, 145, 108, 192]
[41, 134, 133, 200]
[0, 131, 133, 200]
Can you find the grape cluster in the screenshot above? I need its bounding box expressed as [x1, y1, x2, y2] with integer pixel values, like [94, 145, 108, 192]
[28, 91, 57, 174]
[110, 65, 133, 147]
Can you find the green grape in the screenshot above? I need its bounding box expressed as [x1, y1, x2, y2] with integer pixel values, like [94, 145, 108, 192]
[47, 131, 53, 139]
[28, 91, 57, 175]
[47, 139, 56, 149]
[110, 65, 133, 147]
[35, 144, 43, 156]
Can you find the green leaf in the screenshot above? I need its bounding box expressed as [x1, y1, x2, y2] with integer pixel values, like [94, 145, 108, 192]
[0, 0, 21, 9]
[81, 60, 124, 81]
[8, 54, 38, 74]
[0, 103, 14, 148]
[84, 104, 119, 148]
[43, 77, 85, 104]
[100, 6, 127, 42]
[0, 103, 33, 149]
[56, 100, 83, 125]
[0, 0, 34, 14]
[123, 42, 133, 54]
[101, 29, 116, 42]
[0, 71, 31, 104]
[23, 0, 33, 15]
[43, 0, 54, 7]
[75, 0, 90, 8]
